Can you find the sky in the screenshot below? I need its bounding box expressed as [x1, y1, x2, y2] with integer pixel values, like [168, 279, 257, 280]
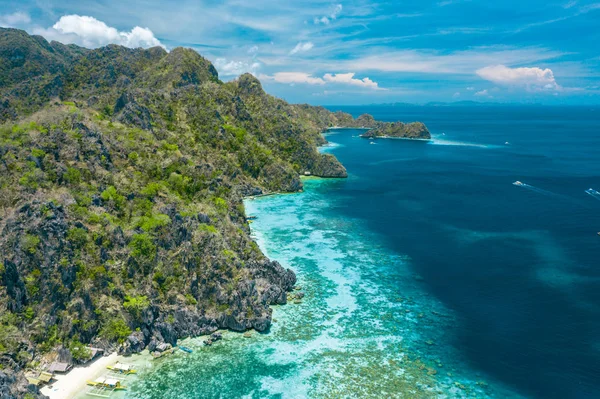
[1, 0, 600, 105]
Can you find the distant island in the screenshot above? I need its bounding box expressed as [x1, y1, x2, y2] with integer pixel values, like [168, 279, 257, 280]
[321, 113, 431, 140]
[0, 27, 429, 399]
[359, 121, 431, 140]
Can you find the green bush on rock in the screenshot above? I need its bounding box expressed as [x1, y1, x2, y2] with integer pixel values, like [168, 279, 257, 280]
[100, 318, 132, 343]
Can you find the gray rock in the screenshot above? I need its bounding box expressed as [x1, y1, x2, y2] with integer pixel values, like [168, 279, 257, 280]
[0, 369, 46, 399]
[252, 317, 271, 332]
[118, 331, 145, 356]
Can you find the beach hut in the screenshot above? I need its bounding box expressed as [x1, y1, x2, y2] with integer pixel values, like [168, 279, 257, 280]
[38, 371, 54, 383]
[26, 377, 41, 386]
[47, 362, 72, 374]
[89, 347, 104, 359]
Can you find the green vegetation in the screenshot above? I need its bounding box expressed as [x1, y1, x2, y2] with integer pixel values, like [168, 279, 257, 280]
[64, 167, 82, 184]
[101, 186, 126, 211]
[123, 295, 151, 319]
[129, 233, 156, 265]
[69, 339, 92, 362]
[100, 318, 132, 343]
[67, 227, 88, 247]
[135, 213, 171, 231]
[198, 224, 217, 234]
[21, 234, 40, 255]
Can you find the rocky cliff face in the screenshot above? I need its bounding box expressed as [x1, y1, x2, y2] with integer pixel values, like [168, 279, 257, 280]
[0, 28, 427, 398]
[0, 370, 46, 399]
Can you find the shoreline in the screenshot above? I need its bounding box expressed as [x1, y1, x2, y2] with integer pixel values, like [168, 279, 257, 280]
[324, 126, 370, 131]
[41, 129, 410, 399]
[40, 352, 121, 399]
[361, 135, 432, 141]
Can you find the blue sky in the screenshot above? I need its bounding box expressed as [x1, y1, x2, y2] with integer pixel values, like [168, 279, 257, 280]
[1, 0, 599, 105]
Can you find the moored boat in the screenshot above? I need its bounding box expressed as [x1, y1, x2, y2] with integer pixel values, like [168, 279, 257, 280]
[106, 362, 136, 375]
[87, 377, 127, 390]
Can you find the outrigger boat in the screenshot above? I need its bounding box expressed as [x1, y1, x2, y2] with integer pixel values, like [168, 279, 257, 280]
[87, 377, 127, 398]
[87, 377, 127, 390]
[106, 362, 136, 375]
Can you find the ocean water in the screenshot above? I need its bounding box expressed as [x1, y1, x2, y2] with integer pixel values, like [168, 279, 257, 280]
[118, 105, 600, 399]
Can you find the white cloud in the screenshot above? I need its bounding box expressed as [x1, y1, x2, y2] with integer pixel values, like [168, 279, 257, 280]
[259, 71, 382, 90]
[323, 72, 382, 89]
[260, 72, 326, 85]
[0, 12, 31, 28]
[474, 89, 489, 96]
[453, 92, 461, 98]
[34, 15, 164, 49]
[343, 47, 564, 75]
[476, 64, 560, 91]
[290, 42, 314, 55]
[314, 4, 343, 25]
[247, 45, 259, 54]
[214, 58, 261, 76]
[466, 86, 475, 91]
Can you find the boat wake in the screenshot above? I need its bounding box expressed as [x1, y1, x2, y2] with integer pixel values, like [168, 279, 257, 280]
[512, 181, 567, 199]
[585, 188, 600, 201]
[429, 137, 493, 149]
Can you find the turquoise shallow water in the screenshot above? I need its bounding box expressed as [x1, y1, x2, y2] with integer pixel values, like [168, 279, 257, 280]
[115, 178, 519, 399]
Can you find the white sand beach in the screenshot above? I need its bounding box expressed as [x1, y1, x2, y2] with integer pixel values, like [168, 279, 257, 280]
[41, 352, 120, 399]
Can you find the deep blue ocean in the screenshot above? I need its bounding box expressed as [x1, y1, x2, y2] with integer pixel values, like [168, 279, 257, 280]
[116, 105, 600, 399]
[323, 105, 600, 398]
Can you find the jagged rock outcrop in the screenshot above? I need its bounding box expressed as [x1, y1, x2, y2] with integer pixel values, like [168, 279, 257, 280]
[236, 73, 265, 97]
[137, 47, 218, 89]
[0, 370, 46, 399]
[311, 153, 348, 178]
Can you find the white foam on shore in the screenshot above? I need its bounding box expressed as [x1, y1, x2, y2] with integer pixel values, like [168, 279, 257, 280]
[319, 141, 342, 153]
